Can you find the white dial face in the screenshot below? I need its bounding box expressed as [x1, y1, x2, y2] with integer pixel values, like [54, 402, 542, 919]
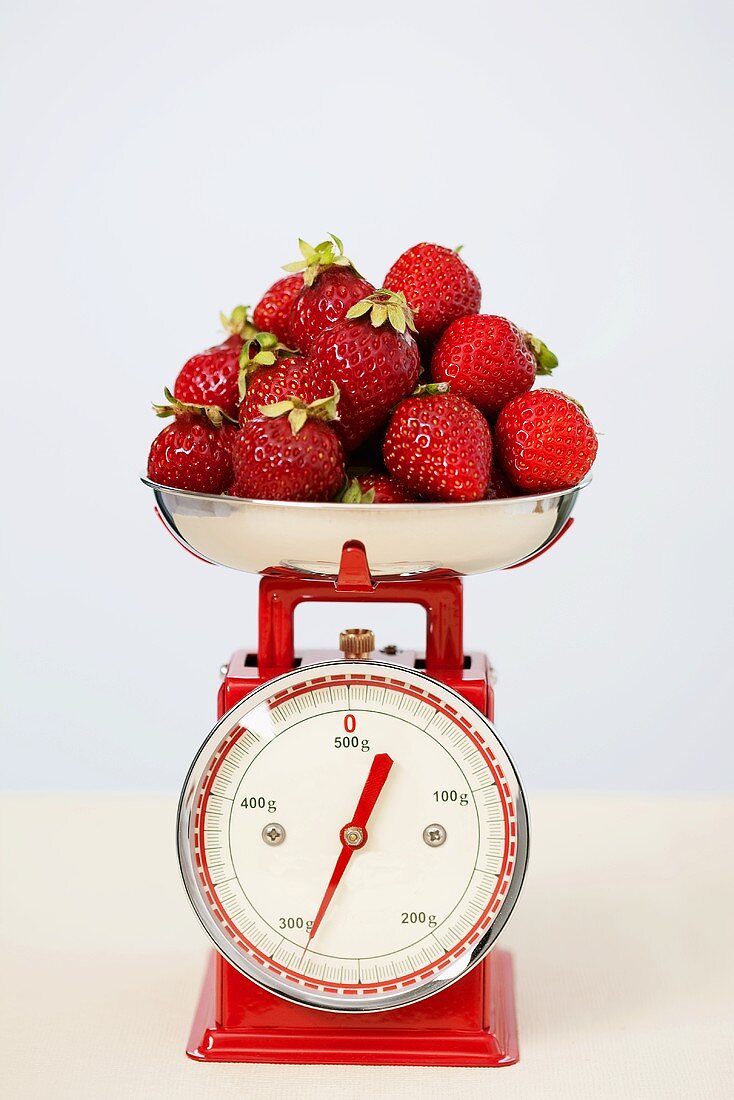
[179, 661, 528, 1012]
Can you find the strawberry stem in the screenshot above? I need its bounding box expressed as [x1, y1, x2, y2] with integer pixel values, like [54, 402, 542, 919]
[346, 289, 417, 335]
[282, 233, 357, 287]
[259, 381, 341, 436]
[152, 387, 237, 427]
[339, 478, 375, 504]
[522, 331, 558, 375]
[220, 305, 257, 341]
[410, 382, 450, 397]
[238, 331, 298, 399]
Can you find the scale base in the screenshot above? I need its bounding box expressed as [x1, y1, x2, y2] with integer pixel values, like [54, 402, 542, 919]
[187, 950, 519, 1067]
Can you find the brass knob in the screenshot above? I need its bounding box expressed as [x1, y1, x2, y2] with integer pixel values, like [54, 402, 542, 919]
[339, 628, 375, 660]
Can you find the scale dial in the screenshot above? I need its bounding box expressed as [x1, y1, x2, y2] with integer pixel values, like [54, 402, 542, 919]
[178, 661, 528, 1013]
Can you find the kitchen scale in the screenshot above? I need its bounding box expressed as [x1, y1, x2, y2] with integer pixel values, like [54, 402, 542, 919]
[144, 477, 588, 1066]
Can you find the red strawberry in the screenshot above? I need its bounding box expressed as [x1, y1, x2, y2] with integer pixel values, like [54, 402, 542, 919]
[494, 389, 597, 493]
[174, 340, 241, 420]
[237, 332, 314, 424]
[253, 274, 303, 346]
[147, 390, 237, 494]
[284, 235, 374, 353]
[230, 385, 344, 502]
[383, 387, 491, 502]
[486, 459, 515, 500]
[307, 290, 421, 451]
[341, 474, 417, 503]
[384, 243, 481, 342]
[174, 306, 256, 420]
[432, 315, 557, 416]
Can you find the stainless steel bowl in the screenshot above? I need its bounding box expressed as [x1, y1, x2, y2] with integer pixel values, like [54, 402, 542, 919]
[142, 477, 590, 578]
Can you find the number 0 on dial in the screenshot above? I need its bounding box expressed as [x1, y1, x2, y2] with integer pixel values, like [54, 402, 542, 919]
[177, 661, 529, 1013]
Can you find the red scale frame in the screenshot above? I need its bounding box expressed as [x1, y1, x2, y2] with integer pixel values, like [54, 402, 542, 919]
[186, 541, 522, 1067]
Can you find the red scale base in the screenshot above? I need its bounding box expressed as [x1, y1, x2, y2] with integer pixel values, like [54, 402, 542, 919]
[185, 542, 524, 1067]
[188, 950, 518, 1066]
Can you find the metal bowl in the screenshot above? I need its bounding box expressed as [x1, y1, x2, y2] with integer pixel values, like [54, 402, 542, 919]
[142, 476, 590, 579]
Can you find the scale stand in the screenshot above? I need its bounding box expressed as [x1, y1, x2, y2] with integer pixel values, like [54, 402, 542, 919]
[186, 541, 519, 1066]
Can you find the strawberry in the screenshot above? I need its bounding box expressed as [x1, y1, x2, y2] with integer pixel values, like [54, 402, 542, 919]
[383, 243, 481, 342]
[486, 460, 515, 500]
[173, 306, 256, 420]
[432, 314, 557, 416]
[237, 332, 314, 425]
[174, 340, 241, 420]
[253, 274, 303, 346]
[230, 385, 345, 502]
[494, 389, 597, 493]
[284, 235, 374, 353]
[341, 474, 417, 503]
[307, 290, 421, 451]
[383, 387, 491, 502]
[147, 390, 237, 494]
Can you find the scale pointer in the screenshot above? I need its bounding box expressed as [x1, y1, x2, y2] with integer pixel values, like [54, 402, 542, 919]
[305, 752, 394, 947]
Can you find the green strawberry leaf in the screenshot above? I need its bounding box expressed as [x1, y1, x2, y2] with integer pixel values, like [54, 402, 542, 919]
[387, 303, 406, 333]
[288, 407, 308, 435]
[346, 299, 373, 319]
[282, 233, 357, 283]
[524, 332, 558, 375]
[258, 382, 341, 435]
[340, 478, 376, 504]
[152, 387, 236, 427]
[298, 238, 319, 263]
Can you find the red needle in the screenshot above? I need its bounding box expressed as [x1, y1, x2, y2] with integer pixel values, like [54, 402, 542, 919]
[306, 752, 394, 945]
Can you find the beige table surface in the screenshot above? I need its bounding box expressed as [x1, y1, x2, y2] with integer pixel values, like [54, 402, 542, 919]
[1, 793, 732, 1099]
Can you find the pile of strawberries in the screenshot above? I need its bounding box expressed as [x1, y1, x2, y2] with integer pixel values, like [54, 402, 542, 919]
[147, 235, 598, 504]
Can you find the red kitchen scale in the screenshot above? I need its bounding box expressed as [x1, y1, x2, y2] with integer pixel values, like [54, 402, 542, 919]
[144, 476, 588, 1067]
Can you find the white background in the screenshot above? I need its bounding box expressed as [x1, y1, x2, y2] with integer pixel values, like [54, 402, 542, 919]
[1, 0, 732, 792]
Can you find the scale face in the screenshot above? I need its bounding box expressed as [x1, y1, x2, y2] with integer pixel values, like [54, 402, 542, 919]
[178, 659, 529, 1013]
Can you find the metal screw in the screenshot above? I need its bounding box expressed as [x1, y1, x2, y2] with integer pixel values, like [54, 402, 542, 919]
[262, 823, 286, 846]
[381, 644, 399, 655]
[343, 825, 364, 848]
[423, 824, 447, 847]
